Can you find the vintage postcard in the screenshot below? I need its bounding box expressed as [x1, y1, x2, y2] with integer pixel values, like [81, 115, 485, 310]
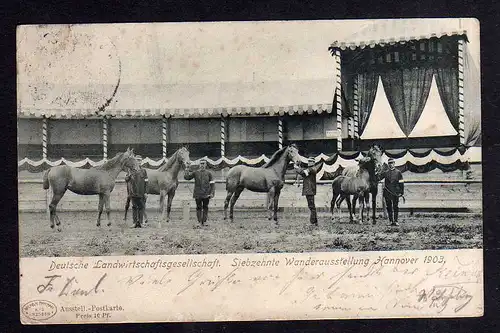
[17, 19, 482, 324]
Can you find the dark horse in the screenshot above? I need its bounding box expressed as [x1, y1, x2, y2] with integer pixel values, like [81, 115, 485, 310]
[223, 144, 301, 224]
[124, 147, 190, 227]
[43, 148, 139, 231]
[330, 145, 382, 224]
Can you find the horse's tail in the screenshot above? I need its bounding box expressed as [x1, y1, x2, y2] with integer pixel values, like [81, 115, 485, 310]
[42, 169, 50, 190]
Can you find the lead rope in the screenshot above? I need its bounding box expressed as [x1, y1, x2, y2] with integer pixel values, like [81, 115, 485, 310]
[383, 185, 406, 204]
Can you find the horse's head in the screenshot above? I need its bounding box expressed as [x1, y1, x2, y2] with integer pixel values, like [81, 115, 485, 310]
[358, 155, 377, 180]
[177, 147, 191, 169]
[367, 144, 383, 171]
[286, 144, 301, 165]
[121, 148, 140, 172]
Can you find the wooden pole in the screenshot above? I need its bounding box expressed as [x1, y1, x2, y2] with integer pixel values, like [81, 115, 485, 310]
[42, 116, 48, 160]
[353, 75, 360, 139]
[220, 115, 226, 158]
[162, 116, 167, 159]
[457, 38, 465, 145]
[334, 49, 343, 152]
[102, 116, 108, 160]
[278, 117, 283, 149]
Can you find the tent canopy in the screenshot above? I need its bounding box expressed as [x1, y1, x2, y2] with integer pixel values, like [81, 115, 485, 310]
[17, 79, 335, 119]
[329, 19, 468, 51]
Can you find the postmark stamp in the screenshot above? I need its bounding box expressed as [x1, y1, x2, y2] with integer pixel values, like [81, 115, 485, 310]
[21, 300, 58, 322]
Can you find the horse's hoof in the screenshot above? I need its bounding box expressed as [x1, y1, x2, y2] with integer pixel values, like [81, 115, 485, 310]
[97, 224, 101, 227]
[107, 223, 112, 227]
[57, 227, 62, 232]
[50, 225, 54, 229]
[144, 220, 149, 224]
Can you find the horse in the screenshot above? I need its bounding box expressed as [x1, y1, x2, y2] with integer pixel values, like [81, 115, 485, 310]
[330, 147, 381, 224]
[223, 144, 301, 224]
[42, 148, 139, 231]
[124, 147, 190, 226]
[333, 145, 383, 224]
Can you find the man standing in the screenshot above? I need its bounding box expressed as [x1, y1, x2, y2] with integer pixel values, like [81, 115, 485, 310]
[125, 155, 148, 228]
[184, 159, 215, 226]
[383, 158, 404, 226]
[294, 157, 318, 225]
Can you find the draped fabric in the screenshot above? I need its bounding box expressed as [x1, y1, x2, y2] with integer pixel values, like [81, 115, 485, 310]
[380, 67, 434, 136]
[463, 42, 481, 147]
[435, 66, 460, 131]
[357, 72, 379, 135]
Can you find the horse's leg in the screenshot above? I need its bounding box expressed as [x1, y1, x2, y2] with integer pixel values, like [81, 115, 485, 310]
[159, 190, 168, 222]
[166, 189, 176, 223]
[105, 193, 112, 227]
[330, 191, 338, 221]
[359, 193, 365, 224]
[97, 193, 105, 227]
[351, 195, 358, 222]
[267, 188, 275, 221]
[223, 191, 233, 220]
[49, 190, 66, 232]
[143, 195, 149, 224]
[124, 196, 130, 221]
[371, 187, 378, 224]
[346, 195, 353, 223]
[229, 187, 243, 222]
[336, 194, 343, 221]
[273, 188, 281, 224]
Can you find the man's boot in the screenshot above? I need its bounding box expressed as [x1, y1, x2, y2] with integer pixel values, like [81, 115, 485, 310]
[310, 208, 318, 225]
[393, 205, 399, 226]
[196, 209, 202, 224]
[132, 206, 139, 228]
[202, 207, 209, 225]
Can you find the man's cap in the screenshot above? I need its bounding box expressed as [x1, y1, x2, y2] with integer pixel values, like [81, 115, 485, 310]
[134, 155, 143, 160]
[308, 157, 315, 163]
[388, 158, 395, 164]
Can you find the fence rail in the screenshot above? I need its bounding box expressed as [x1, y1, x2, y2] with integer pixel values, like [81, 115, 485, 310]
[17, 178, 482, 214]
[18, 178, 482, 185]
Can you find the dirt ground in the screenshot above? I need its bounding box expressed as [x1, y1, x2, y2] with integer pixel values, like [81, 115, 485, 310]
[19, 209, 482, 257]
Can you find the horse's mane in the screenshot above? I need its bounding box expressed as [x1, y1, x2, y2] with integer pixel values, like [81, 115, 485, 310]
[95, 152, 124, 170]
[262, 145, 294, 168]
[157, 149, 180, 172]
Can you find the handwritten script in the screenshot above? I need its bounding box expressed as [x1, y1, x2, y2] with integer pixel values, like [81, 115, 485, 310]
[21, 251, 484, 323]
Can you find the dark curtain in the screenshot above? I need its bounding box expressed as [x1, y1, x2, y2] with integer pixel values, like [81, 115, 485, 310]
[435, 66, 460, 131]
[381, 67, 434, 136]
[357, 72, 379, 135]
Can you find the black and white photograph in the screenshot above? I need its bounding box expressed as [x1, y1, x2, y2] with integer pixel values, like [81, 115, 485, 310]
[18, 19, 481, 258]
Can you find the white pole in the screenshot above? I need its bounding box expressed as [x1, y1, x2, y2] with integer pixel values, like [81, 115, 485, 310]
[353, 75, 360, 139]
[334, 50, 343, 152]
[457, 38, 465, 145]
[162, 116, 167, 159]
[221, 115, 226, 158]
[102, 116, 108, 160]
[278, 117, 283, 149]
[42, 116, 48, 160]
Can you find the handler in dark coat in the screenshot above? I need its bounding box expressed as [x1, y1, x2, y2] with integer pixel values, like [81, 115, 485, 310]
[382, 158, 404, 226]
[294, 157, 318, 225]
[184, 159, 215, 225]
[125, 156, 148, 228]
